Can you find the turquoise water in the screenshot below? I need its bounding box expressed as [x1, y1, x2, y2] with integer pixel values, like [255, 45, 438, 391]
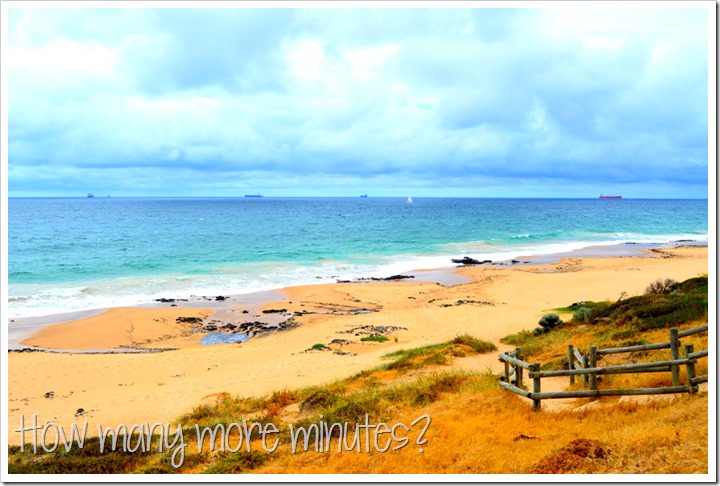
[8, 197, 708, 318]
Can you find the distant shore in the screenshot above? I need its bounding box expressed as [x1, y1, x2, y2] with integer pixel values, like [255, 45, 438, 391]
[6, 243, 708, 445]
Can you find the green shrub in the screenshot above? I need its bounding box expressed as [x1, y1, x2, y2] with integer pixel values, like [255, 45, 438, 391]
[645, 278, 678, 295]
[385, 347, 449, 371]
[8, 436, 155, 474]
[573, 307, 593, 322]
[584, 276, 707, 331]
[360, 335, 390, 343]
[311, 343, 327, 350]
[450, 334, 497, 353]
[320, 398, 386, 425]
[539, 313, 562, 331]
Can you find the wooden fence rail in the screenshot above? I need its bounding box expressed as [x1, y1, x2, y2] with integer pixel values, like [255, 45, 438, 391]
[678, 324, 709, 338]
[499, 325, 708, 411]
[529, 357, 696, 379]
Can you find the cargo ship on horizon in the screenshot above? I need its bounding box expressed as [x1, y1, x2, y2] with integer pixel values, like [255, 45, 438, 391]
[599, 194, 622, 199]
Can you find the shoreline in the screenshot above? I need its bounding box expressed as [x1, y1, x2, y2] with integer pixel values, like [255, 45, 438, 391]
[7, 239, 707, 352]
[8, 236, 708, 322]
[6, 245, 708, 446]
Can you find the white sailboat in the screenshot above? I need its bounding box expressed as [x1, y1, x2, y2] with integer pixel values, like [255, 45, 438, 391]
[406, 196, 413, 204]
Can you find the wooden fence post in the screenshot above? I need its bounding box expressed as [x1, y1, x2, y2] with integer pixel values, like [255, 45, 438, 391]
[684, 343, 697, 393]
[531, 363, 542, 411]
[670, 328, 680, 386]
[589, 346, 598, 399]
[582, 354, 589, 385]
[567, 344, 575, 386]
[504, 358, 510, 383]
[515, 347, 524, 389]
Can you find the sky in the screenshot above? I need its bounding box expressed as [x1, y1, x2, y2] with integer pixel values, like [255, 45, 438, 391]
[4, 3, 712, 198]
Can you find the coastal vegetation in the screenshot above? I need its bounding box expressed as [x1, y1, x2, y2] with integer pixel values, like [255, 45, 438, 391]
[7, 276, 708, 474]
[503, 275, 708, 363]
[533, 313, 563, 335]
[360, 335, 390, 343]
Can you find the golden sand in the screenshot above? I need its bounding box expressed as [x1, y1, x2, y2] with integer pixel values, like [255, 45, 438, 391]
[7, 246, 708, 445]
[19, 307, 213, 351]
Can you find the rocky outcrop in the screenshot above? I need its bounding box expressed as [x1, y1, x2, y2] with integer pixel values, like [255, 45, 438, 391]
[337, 275, 415, 283]
[174, 314, 299, 342]
[339, 325, 407, 336]
[451, 257, 492, 265]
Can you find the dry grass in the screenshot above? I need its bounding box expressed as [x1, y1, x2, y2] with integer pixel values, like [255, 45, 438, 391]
[254, 385, 708, 474]
[8, 276, 709, 475]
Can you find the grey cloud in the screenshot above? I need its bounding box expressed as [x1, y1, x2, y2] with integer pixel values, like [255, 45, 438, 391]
[117, 10, 296, 94]
[7, 7, 709, 198]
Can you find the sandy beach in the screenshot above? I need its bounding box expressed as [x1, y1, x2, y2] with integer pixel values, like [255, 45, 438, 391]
[7, 245, 708, 445]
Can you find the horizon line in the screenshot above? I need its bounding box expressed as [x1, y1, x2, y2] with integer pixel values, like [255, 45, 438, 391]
[6, 195, 710, 200]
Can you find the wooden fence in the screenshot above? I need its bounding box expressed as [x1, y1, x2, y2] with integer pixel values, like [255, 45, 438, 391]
[498, 325, 708, 411]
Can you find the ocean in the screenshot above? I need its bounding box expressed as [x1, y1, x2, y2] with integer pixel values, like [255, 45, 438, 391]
[7, 197, 708, 319]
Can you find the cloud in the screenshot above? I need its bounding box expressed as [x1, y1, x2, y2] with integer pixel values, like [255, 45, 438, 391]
[6, 6, 709, 198]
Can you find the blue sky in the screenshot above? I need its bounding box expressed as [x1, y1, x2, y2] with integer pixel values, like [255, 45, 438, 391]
[5, 4, 711, 198]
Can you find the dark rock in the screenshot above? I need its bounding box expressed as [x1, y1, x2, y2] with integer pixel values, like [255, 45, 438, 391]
[262, 308, 288, 314]
[75, 408, 85, 417]
[44, 391, 54, 399]
[242, 310, 249, 314]
[451, 256, 482, 265]
[9, 347, 43, 353]
[455, 299, 495, 307]
[382, 274, 415, 281]
[330, 339, 353, 346]
[339, 325, 408, 335]
[359, 274, 414, 282]
[513, 434, 537, 441]
[511, 260, 520, 264]
[281, 318, 299, 330]
[155, 298, 176, 303]
[215, 295, 228, 301]
[239, 321, 265, 330]
[348, 309, 375, 315]
[338, 275, 414, 283]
